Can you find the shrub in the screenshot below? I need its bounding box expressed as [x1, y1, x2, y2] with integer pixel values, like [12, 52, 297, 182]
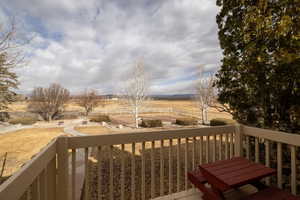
[175, 118, 198, 126]
[8, 117, 38, 125]
[210, 118, 235, 126]
[0, 112, 10, 122]
[90, 115, 110, 123]
[141, 119, 162, 128]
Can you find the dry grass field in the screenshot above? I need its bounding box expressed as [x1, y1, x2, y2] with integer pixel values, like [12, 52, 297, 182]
[0, 128, 64, 177]
[6, 100, 232, 121]
[74, 126, 112, 135]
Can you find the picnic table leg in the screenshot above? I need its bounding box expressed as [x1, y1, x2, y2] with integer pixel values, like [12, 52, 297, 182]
[210, 186, 225, 200]
[250, 180, 268, 190]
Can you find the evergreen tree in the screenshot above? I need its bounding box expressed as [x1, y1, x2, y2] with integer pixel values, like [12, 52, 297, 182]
[0, 53, 18, 110]
[215, 0, 300, 132]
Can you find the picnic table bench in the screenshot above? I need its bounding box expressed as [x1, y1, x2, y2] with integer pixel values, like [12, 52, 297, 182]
[188, 157, 300, 200]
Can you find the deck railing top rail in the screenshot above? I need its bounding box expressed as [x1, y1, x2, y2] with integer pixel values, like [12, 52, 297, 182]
[242, 125, 300, 147]
[67, 125, 236, 149]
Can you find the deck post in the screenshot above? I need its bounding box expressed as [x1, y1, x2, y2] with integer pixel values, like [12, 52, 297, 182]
[57, 136, 69, 200]
[234, 124, 243, 157]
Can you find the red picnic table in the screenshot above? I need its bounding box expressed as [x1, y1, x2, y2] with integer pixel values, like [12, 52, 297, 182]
[198, 157, 276, 199]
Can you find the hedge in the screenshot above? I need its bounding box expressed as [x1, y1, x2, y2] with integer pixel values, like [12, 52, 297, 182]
[210, 118, 235, 126]
[8, 117, 38, 125]
[141, 119, 163, 128]
[90, 115, 110, 123]
[175, 118, 198, 126]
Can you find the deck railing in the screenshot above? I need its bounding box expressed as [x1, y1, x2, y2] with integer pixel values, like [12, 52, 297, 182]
[0, 124, 298, 200]
[241, 125, 300, 195]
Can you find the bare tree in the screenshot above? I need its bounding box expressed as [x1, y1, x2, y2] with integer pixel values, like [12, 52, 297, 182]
[0, 19, 30, 110]
[123, 60, 148, 128]
[28, 83, 70, 121]
[77, 89, 99, 116]
[195, 70, 216, 124]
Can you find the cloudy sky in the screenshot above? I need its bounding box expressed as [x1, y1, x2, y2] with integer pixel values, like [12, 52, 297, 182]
[0, 0, 222, 95]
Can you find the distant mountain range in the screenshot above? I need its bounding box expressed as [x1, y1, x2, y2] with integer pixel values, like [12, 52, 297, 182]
[149, 94, 195, 100]
[102, 94, 195, 100]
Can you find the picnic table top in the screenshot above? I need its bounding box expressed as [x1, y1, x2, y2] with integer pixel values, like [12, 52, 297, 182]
[199, 157, 276, 192]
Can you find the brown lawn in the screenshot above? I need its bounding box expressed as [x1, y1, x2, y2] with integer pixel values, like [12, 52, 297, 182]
[0, 128, 64, 177]
[74, 126, 112, 135]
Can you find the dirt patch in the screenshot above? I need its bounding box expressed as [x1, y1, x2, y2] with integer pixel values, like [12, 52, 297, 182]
[0, 128, 63, 177]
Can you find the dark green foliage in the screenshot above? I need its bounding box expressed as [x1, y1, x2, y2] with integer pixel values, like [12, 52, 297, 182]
[215, 0, 300, 132]
[175, 118, 198, 126]
[8, 117, 38, 125]
[90, 115, 110, 123]
[141, 119, 162, 128]
[210, 118, 235, 126]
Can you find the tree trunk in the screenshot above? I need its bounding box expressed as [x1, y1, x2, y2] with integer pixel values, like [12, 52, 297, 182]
[204, 106, 208, 125]
[135, 106, 139, 128]
[201, 107, 205, 125]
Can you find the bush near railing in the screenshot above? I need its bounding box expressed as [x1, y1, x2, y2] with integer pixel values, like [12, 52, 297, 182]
[175, 118, 198, 126]
[8, 117, 38, 125]
[90, 114, 111, 123]
[141, 119, 163, 128]
[210, 118, 235, 126]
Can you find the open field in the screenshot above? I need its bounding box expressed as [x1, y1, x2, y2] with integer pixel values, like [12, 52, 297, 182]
[74, 126, 112, 135]
[6, 100, 232, 121]
[0, 128, 64, 177]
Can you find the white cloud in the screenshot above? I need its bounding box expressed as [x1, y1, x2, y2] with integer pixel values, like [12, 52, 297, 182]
[1, 0, 222, 95]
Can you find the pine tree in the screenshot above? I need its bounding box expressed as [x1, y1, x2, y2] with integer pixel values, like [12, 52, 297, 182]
[215, 0, 300, 132]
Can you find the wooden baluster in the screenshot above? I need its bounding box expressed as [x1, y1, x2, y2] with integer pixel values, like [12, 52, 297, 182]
[225, 134, 229, 160]
[121, 144, 125, 200]
[97, 146, 102, 200]
[39, 169, 46, 200]
[57, 137, 69, 200]
[230, 133, 234, 159]
[246, 136, 250, 160]
[192, 137, 196, 170]
[255, 138, 259, 163]
[213, 135, 216, 162]
[185, 138, 188, 190]
[206, 136, 210, 163]
[109, 145, 113, 200]
[160, 140, 164, 196]
[177, 138, 181, 192]
[46, 158, 56, 200]
[26, 189, 31, 200]
[291, 145, 297, 195]
[72, 149, 76, 200]
[265, 140, 270, 185]
[219, 134, 222, 161]
[199, 136, 203, 165]
[85, 148, 89, 200]
[169, 139, 173, 194]
[151, 141, 155, 198]
[31, 178, 39, 200]
[141, 142, 146, 200]
[277, 142, 282, 189]
[131, 143, 136, 200]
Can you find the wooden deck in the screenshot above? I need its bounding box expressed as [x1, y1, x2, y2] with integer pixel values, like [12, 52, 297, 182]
[152, 185, 258, 200]
[152, 189, 203, 200]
